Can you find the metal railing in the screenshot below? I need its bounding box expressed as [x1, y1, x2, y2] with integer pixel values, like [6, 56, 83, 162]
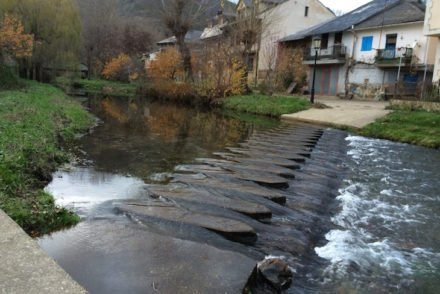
[305, 45, 347, 61]
[375, 48, 413, 65]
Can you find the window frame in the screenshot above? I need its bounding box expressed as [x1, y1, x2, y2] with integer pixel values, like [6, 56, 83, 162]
[361, 36, 373, 52]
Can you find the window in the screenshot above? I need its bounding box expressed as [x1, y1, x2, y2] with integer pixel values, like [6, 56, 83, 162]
[385, 34, 397, 49]
[361, 36, 373, 51]
[334, 32, 343, 44]
[305, 6, 309, 17]
[321, 33, 329, 49]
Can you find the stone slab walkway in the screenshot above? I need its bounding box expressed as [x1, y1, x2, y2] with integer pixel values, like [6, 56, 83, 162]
[282, 97, 391, 128]
[0, 209, 86, 294]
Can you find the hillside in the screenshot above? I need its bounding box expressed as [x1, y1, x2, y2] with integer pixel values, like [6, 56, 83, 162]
[117, 0, 237, 31]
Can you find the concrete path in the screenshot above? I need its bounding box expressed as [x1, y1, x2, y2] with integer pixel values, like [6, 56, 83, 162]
[282, 97, 391, 128]
[0, 209, 86, 294]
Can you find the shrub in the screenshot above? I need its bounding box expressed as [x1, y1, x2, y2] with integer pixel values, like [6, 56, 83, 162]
[102, 54, 133, 82]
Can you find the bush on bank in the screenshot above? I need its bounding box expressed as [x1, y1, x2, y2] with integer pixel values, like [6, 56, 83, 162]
[0, 81, 93, 236]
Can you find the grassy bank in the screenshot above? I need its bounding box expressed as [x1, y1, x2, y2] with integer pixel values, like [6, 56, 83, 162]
[56, 77, 138, 96]
[0, 81, 94, 236]
[361, 110, 440, 149]
[222, 94, 310, 117]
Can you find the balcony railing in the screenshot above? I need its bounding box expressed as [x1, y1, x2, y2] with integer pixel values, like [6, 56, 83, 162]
[375, 47, 413, 65]
[305, 45, 347, 61]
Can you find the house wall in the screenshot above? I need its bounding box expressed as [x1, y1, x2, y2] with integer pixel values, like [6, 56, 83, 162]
[353, 23, 433, 65]
[425, 0, 440, 36]
[258, 0, 334, 73]
[424, 0, 440, 82]
[434, 38, 440, 82]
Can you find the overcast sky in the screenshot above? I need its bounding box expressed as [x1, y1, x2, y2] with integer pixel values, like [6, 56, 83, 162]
[319, 0, 372, 13]
[229, 0, 372, 14]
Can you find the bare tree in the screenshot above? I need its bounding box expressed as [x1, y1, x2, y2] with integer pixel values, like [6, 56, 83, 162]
[76, 0, 154, 79]
[160, 0, 209, 82]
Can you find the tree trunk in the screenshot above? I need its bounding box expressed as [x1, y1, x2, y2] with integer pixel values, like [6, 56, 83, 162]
[176, 34, 193, 82]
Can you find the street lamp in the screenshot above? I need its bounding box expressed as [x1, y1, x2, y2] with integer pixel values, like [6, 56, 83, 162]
[310, 36, 321, 104]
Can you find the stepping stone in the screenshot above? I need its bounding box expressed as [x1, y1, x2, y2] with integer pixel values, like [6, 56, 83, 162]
[172, 174, 286, 204]
[116, 202, 257, 244]
[246, 139, 315, 149]
[209, 160, 297, 179]
[240, 141, 311, 152]
[38, 220, 257, 294]
[214, 153, 301, 170]
[175, 164, 227, 174]
[146, 185, 272, 219]
[226, 147, 308, 163]
[251, 134, 320, 145]
[238, 143, 311, 157]
[193, 158, 290, 188]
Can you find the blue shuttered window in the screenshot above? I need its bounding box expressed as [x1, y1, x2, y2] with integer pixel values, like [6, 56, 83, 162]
[361, 36, 373, 51]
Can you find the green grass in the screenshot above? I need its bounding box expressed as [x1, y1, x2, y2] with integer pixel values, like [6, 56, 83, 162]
[0, 81, 94, 236]
[361, 110, 440, 149]
[55, 76, 138, 96]
[222, 94, 311, 117]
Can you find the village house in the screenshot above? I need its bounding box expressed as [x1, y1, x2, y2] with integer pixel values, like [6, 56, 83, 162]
[236, 0, 336, 82]
[424, 0, 440, 83]
[279, 0, 437, 99]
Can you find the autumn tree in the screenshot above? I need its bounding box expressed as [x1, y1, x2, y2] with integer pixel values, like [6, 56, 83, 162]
[0, 14, 33, 60]
[0, 0, 82, 81]
[148, 47, 183, 80]
[102, 54, 133, 82]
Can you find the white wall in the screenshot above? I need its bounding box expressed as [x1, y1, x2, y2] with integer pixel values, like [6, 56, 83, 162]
[353, 23, 432, 65]
[258, 0, 334, 71]
[434, 38, 440, 82]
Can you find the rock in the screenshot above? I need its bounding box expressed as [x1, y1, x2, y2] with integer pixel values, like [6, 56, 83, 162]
[257, 257, 293, 291]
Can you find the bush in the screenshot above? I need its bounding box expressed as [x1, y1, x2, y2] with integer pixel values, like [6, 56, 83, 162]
[102, 54, 133, 82]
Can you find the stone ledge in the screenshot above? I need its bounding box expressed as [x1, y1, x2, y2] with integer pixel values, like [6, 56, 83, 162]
[0, 209, 86, 294]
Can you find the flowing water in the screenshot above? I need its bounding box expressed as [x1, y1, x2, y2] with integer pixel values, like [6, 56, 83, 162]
[38, 95, 440, 293]
[312, 136, 440, 293]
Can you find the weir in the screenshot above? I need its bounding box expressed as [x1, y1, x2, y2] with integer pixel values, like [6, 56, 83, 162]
[37, 98, 351, 293]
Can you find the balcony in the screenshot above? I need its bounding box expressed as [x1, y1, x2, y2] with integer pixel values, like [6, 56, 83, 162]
[375, 47, 413, 67]
[304, 45, 347, 64]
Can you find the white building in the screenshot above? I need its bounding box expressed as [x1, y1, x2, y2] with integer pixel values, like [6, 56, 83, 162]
[280, 0, 437, 98]
[424, 0, 440, 82]
[236, 0, 335, 81]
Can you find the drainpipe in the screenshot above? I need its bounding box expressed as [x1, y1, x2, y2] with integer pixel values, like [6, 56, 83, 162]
[421, 36, 430, 99]
[345, 27, 357, 98]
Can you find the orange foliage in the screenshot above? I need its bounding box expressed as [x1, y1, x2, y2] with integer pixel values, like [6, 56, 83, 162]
[0, 14, 33, 58]
[148, 47, 183, 80]
[102, 54, 133, 81]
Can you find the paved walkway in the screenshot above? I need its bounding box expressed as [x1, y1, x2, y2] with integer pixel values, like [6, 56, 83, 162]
[282, 97, 391, 128]
[0, 209, 86, 293]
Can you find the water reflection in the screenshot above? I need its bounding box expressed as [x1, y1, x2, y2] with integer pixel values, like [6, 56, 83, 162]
[80, 96, 265, 181]
[46, 168, 146, 217]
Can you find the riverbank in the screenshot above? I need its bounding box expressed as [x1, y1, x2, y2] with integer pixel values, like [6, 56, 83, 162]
[55, 77, 138, 96]
[0, 81, 94, 236]
[222, 94, 311, 117]
[361, 108, 440, 149]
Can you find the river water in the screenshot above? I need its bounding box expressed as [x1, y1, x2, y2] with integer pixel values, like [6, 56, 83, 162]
[38, 95, 440, 293]
[311, 136, 440, 293]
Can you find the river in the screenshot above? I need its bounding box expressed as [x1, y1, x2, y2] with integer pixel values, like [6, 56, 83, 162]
[38, 95, 440, 293]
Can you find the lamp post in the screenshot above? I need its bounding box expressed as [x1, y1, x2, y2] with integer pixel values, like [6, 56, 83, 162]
[310, 37, 321, 104]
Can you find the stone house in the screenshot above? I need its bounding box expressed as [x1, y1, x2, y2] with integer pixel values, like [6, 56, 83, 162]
[424, 0, 440, 83]
[235, 0, 335, 82]
[279, 0, 437, 99]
